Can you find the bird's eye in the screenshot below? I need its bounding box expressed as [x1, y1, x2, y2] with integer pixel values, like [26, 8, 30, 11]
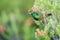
[47, 13, 52, 16]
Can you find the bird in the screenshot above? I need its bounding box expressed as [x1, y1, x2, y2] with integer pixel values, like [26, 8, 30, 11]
[31, 12, 39, 20]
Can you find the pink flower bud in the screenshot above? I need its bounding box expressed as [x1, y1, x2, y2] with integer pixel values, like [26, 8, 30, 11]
[0, 26, 5, 33]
